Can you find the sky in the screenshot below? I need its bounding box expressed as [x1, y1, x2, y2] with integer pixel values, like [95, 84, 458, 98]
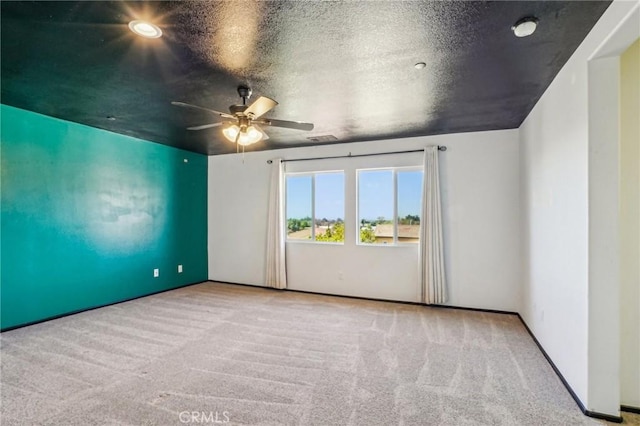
[286, 173, 345, 220]
[286, 170, 422, 221]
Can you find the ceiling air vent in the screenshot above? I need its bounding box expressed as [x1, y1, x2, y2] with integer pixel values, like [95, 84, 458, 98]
[307, 135, 338, 142]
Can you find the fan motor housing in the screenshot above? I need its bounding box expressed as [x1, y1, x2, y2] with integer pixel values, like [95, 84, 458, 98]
[229, 105, 248, 115]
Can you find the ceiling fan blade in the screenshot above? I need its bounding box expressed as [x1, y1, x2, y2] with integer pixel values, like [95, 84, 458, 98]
[244, 96, 278, 119]
[255, 118, 314, 131]
[253, 124, 270, 141]
[171, 101, 235, 119]
[187, 122, 224, 131]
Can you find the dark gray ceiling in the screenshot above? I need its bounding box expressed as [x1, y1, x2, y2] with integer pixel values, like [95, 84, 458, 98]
[1, 1, 610, 155]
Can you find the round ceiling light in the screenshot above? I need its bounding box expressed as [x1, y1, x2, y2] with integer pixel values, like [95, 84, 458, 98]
[512, 17, 538, 38]
[128, 20, 162, 38]
[414, 62, 426, 69]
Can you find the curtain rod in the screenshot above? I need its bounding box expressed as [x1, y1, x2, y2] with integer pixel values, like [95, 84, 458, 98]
[267, 146, 446, 164]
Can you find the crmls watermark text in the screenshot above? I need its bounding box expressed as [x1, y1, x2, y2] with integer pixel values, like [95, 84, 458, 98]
[179, 411, 230, 424]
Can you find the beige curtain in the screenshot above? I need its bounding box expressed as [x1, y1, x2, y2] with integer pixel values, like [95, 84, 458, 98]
[420, 146, 447, 304]
[266, 158, 287, 289]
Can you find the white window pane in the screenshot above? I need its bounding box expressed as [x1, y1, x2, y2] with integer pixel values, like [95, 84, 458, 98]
[286, 175, 312, 240]
[315, 172, 345, 243]
[358, 170, 393, 244]
[397, 170, 422, 243]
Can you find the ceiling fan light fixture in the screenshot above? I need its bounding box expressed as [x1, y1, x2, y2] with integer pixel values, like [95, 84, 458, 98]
[128, 20, 162, 38]
[222, 124, 240, 141]
[511, 17, 538, 38]
[222, 124, 263, 146]
[237, 126, 263, 146]
[173, 85, 313, 150]
[247, 126, 261, 139]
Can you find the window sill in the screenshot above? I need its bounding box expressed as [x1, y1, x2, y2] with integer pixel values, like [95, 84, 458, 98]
[356, 243, 419, 247]
[286, 240, 345, 246]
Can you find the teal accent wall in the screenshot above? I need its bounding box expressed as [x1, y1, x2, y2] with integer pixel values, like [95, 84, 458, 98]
[0, 105, 208, 330]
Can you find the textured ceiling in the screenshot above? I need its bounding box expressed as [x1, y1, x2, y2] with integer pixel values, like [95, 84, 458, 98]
[1, 1, 610, 155]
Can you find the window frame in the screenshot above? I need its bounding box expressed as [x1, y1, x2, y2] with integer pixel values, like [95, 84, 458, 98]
[356, 166, 423, 247]
[284, 170, 345, 245]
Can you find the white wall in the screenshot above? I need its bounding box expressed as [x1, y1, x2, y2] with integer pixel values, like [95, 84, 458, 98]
[209, 129, 521, 312]
[519, 0, 639, 415]
[619, 38, 640, 409]
[588, 54, 622, 417]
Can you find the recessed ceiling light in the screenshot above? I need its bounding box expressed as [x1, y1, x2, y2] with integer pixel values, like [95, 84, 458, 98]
[128, 20, 162, 38]
[414, 62, 427, 69]
[512, 17, 538, 38]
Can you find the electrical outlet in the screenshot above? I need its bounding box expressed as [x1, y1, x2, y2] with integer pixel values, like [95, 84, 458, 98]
[153, 268, 159, 277]
[178, 265, 183, 273]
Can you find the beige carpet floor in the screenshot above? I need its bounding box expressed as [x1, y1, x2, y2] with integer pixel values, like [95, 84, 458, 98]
[0, 282, 612, 425]
[609, 413, 640, 426]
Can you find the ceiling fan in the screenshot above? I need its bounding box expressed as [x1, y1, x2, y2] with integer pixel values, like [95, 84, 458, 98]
[172, 86, 314, 148]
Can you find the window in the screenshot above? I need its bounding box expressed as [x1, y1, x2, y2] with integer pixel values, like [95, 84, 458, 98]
[286, 172, 345, 243]
[357, 168, 422, 245]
